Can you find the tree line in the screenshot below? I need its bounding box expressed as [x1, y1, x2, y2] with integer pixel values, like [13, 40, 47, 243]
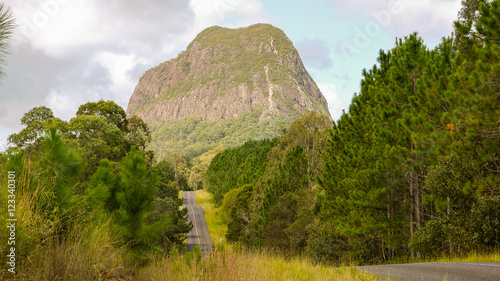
[1, 100, 192, 265]
[204, 0, 500, 264]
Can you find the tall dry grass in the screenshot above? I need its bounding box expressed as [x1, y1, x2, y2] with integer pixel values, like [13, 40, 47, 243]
[0, 159, 128, 280]
[138, 246, 380, 281]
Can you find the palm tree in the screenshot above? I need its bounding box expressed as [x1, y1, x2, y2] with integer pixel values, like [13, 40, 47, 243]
[0, 3, 15, 81]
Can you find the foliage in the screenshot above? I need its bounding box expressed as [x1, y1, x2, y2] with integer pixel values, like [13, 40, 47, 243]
[76, 99, 128, 131]
[38, 127, 83, 234]
[7, 106, 66, 154]
[0, 3, 14, 80]
[189, 146, 224, 190]
[204, 138, 277, 205]
[1, 100, 193, 278]
[66, 114, 128, 180]
[166, 152, 191, 190]
[149, 109, 290, 159]
[316, 0, 500, 264]
[115, 146, 161, 249]
[86, 159, 120, 212]
[126, 114, 152, 149]
[205, 111, 331, 256]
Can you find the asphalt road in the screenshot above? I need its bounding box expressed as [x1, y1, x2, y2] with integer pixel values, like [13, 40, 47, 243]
[358, 262, 500, 281]
[183, 191, 212, 253]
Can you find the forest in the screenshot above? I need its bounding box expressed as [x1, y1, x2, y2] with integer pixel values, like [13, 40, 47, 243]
[204, 0, 500, 264]
[0, 0, 499, 279]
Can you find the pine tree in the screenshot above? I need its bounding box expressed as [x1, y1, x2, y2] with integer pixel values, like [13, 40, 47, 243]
[116, 146, 159, 249]
[38, 127, 82, 233]
[87, 158, 120, 212]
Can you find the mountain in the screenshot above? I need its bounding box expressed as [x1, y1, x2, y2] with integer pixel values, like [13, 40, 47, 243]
[126, 23, 331, 159]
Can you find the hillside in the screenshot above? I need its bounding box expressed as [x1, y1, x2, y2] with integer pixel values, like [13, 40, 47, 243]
[126, 23, 331, 158]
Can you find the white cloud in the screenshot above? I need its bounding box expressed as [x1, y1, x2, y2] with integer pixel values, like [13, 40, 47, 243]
[325, 0, 461, 47]
[191, 0, 265, 31]
[9, 0, 195, 56]
[317, 82, 349, 122]
[0, 0, 269, 144]
[391, 0, 462, 41]
[92, 52, 146, 106]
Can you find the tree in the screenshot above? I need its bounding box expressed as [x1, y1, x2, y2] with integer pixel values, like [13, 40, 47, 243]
[7, 106, 67, 153]
[126, 115, 151, 150]
[86, 159, 120, 212]
[167, 152, 191, 190]
[76, 100, 128, 132]
[454, 0, 487, 57]
[66, 114, 127, 179]
[38, 127, 82, 233]
[0, 3, 14, 81]
[204, 139, 276, 205]
[318, 33, 461, 262]
[410, 0, 500, 256]
[152, 159, 193, 252]
[116, 146, 160, 249]
[188, 146, 224, 190]
[20, 106, 54, 126]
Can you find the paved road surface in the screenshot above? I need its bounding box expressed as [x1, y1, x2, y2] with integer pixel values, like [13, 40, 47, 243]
[183, 191, 212, 253]
[358, 262, 500, 281]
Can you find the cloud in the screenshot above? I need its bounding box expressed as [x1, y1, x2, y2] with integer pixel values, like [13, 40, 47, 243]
[0, 0, 196, 138]
[0, 42, 113, 130]
[9, 0, 195, 56]
[295, 38, 333, 70]
[326, 0, 462, 43]
[391, 0, 462, 41]
[316, 82, 350, 122]
[0, 0, 269, 145]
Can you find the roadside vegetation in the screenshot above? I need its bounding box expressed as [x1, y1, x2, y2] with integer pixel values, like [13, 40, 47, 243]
[138, 246, 381, 281]
[0, 101, 191, 280]
[0, 0, 499, 280]
[195, 190, 227, 245]
[140, 189, 381, 281]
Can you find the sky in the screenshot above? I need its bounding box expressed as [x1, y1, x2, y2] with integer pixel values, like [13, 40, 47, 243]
[0, 0, 463, 150]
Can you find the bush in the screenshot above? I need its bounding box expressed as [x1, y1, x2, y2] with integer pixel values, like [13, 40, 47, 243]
[471, 196, 500, 247]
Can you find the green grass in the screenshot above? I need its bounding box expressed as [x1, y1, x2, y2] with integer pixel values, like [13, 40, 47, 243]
[195, 189, 227, 244]
[431, 251, 500, 263]
[385, 250, 500, 265]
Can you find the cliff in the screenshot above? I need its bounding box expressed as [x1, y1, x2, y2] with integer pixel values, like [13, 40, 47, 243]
[126, 23, 331, 158]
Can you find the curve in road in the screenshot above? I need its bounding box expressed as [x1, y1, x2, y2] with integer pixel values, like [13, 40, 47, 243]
[358, 262, 500, 281]
[183, 191, 212, 253]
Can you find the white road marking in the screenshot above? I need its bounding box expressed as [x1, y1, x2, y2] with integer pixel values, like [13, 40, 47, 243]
[188, 192, 201, 247]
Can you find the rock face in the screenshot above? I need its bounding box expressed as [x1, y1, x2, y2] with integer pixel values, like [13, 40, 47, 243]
[126, 23, 331, 158]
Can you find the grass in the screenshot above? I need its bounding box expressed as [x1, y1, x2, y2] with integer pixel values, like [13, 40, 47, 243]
[138, 246, 381, 281]
[429, 251, 500, 263]
[0, 162, 129, 280]
[194, 189, 227, 244]
[141, 189, 381, 281]
[384, 250, 500, 265]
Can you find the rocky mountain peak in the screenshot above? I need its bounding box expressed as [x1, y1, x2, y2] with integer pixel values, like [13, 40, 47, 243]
[126, 23, 331, 158]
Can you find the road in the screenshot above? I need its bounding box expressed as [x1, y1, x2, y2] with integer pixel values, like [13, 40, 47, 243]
[358, 262, 500, 281]
[183, 191, 212, 253]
